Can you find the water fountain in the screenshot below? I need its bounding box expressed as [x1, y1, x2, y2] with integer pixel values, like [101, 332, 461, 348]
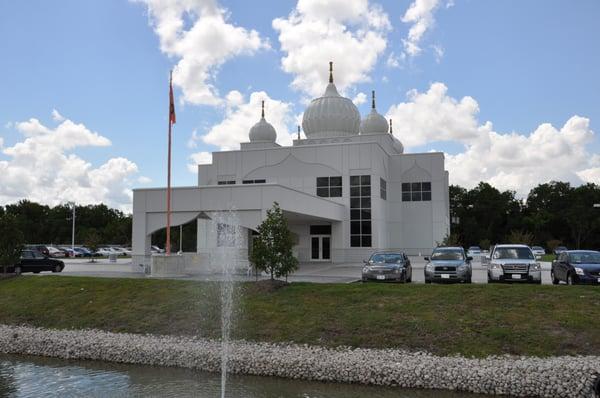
[207, 209, 244, 398]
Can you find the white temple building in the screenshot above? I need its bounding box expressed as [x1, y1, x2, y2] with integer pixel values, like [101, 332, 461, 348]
[132, 63, 449, 272]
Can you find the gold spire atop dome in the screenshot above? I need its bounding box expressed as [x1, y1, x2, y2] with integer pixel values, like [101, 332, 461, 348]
[329, 61, 333, 83]
[261, 100, 265, 118]
[372, 90, 376, 109]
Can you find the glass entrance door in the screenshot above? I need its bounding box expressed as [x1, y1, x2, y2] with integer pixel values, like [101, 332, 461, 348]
[311, 236, 331, 261]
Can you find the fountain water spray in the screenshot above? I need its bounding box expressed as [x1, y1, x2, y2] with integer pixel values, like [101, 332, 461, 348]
[208, 209, 244, 398]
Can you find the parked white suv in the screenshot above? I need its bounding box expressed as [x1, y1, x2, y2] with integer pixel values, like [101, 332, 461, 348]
[486, 244, 542, 284]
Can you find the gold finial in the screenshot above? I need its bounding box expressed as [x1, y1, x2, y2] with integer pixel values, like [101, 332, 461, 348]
[297, 125, 301, 140]
[261, 100, 265, 118]
[329, 61, 333, 83]
[389, 119, 393, 134]
[372, 90, 376, 110]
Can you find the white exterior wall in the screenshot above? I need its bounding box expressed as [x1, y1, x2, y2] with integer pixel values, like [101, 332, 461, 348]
[133, 132, 450, 266]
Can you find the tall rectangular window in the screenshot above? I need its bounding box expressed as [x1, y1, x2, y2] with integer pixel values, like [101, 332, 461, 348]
[402, 181, 431, 202]
[350, 175, 371, 247]
[380, 178, 387, 200]
[316, 176, 342, 197]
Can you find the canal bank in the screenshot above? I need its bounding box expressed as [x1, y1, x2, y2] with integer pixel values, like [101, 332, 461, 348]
[1, 325, 598, 398]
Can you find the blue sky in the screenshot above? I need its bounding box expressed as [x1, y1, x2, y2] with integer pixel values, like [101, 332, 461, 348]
[0, 0, 599, 210]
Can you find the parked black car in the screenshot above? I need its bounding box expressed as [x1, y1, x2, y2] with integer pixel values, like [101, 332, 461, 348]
[551, 250, 600, 285]
[362, 251, 412, 283]
[8, 250, 65, 275]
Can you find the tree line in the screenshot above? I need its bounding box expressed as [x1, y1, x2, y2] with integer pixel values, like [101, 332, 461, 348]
[0, 200, 132, 246]
[450, 181, 600, 250]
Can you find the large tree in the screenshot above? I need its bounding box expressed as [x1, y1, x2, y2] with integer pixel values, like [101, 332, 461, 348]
[250, 202, 298, 281]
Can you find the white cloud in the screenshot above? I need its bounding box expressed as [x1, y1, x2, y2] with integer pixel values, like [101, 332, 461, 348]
[273, 0, 390, 97]
[196, 91, 294, 151]
[137, 176, 153, 184]
[577, 168, 600, 184]
[353, 92, 367, 105]
[432, 44, 444, 63]
[386, 82, 597, 196]
[187, 151, 212, 173]
[135, 0, 269, 106]
[386, 82, 480, 148]
[386, 52, 401, 68]
[401, 0, 444, 58]
[0, 112, 139, 211]
[51, 109, 65, 122]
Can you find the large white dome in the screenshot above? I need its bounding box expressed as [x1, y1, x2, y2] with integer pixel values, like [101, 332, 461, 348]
[302, 63, 360, 139]
[249, 101, 277, 142]
[360, 91, 389, 135]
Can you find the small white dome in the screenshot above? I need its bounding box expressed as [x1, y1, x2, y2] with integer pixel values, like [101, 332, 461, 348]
[389, 119, 404, 153]
[302, 62, 360, 139]
[249, 101, 277, 142]
[360, 91, 389, 134]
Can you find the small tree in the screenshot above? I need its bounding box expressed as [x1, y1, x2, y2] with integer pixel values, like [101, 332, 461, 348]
[84, 229, 101, 263]
[0, 215, 24, 274]
[507, 230, 534, 246]
[250, 202, 298, 281]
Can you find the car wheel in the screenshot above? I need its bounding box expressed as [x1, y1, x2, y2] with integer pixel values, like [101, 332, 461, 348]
[567, 273, 576, 285]
[425, 279, 431, 284]
[33, 271, 40, 274]
[14, 266, 21, 275]
[551, 270, 559, 285]
[53, 264, 62, 273]
[465, 277, 472, 284]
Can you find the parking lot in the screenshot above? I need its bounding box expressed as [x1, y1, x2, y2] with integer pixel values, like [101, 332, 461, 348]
[42, 257, 560, 285]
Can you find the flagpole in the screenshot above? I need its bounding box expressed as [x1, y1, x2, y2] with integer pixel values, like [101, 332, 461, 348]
[166, 70, 173, 255]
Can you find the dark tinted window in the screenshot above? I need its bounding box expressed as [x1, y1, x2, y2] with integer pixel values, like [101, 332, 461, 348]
[315, 176, 342, 197]
[310, 225, 332, 235]
[402, 181, 432, 202]
[350, 175, 371, 247]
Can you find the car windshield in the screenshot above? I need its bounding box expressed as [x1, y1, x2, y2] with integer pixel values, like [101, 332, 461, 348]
[370, 253, 404, 264]
[431, 250, 464, 261]
[468, 247, 480, 251]
[569, 252, 600, 264]
[532, 246, 543, 250]
[493, 247, 534, 260]
[557, 246, 567, 250]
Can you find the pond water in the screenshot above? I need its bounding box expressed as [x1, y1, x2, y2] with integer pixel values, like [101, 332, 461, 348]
[0, 354, 484, 398]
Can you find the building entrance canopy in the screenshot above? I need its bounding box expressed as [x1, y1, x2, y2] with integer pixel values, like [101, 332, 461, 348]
[132, 183, 345, 257]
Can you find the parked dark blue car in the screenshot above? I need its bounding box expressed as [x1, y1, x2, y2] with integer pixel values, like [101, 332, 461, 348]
[551, 250, 600, 285]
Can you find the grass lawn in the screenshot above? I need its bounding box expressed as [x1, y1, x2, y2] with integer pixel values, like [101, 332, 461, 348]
[1, 276, 599, 358]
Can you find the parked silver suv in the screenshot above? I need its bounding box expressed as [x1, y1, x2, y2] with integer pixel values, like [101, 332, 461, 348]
[424, 247, 472, 283]
[486, 244, 541, 284]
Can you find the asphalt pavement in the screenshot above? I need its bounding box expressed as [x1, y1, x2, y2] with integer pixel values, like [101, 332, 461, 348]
[43, 257, 557, 285]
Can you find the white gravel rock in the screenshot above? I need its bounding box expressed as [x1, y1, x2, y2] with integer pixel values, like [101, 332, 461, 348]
[1, 324, 599, 397]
